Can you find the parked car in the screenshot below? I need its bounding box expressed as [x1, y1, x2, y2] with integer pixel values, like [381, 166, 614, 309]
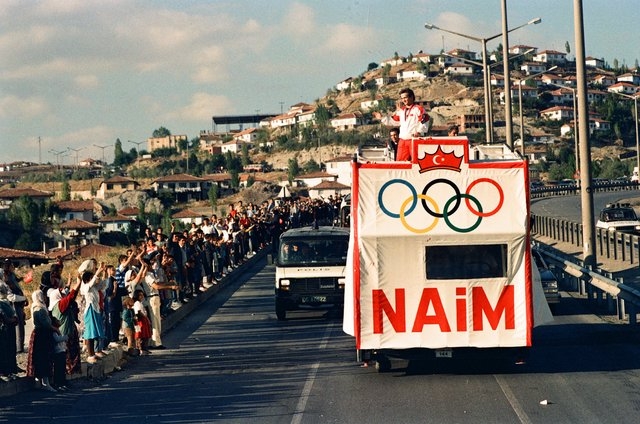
[532, 248, 560, 312]
[595, 203, 640, 234]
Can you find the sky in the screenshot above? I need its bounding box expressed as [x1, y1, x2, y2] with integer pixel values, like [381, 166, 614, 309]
[1, 0, 638, 165]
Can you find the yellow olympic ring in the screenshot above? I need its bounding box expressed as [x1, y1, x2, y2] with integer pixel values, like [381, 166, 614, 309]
[399, 194, 439, 234]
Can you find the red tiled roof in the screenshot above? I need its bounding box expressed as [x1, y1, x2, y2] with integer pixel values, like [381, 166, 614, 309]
[99, 214, 134, 223]
[309, 180, 350, 190]
[0, 188, 53, 199]
[103, 176, 138, 184]
[172, 209, 204, 219]
[0, 247, 49, 261]
[59, 219, 100, 229]
[153, 173, 205, 183]
[118, 206, 140, 216]
[56, 200, 94, 211]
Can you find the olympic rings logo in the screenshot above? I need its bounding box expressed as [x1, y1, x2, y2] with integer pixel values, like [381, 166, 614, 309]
[378, 178, 504, 233]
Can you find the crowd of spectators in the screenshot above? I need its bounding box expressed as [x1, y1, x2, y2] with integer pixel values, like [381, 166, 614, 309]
[0, 194, 347, 392]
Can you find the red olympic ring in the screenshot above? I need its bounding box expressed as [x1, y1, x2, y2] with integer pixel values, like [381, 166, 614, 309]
[465, 178, 504, 217]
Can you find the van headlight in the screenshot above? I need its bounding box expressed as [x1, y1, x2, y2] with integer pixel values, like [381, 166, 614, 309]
[279, 279, 290, 291]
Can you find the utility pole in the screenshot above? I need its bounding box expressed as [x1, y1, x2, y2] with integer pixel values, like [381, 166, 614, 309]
[574, 0, 596, 268]
[94, 144, 112, 166]
[67, 147, 83, 169]
[38, 136, 42, 165]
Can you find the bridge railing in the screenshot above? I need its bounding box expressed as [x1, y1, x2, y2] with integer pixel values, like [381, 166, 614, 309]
[530, 180, 640, 199]
[534, 241, 640, 325]
[532, 214, 640, 266]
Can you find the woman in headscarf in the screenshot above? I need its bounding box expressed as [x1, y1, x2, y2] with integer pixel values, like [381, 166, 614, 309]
[50, 273, 82, 375]
[26, 289, 59, 392]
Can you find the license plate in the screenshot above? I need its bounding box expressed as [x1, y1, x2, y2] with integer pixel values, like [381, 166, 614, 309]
[435, 349, 452, 358]
[302, 296, 327, 303]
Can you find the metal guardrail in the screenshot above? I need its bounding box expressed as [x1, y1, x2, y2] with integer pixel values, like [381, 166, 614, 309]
[532, 215, 640, 266]
[534, 242, 640, 325]
[531, 180, 640, 199]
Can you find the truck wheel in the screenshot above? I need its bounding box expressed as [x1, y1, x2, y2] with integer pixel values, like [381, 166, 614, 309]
[275, 303, 287, 321]
[375, 355, 391, 373]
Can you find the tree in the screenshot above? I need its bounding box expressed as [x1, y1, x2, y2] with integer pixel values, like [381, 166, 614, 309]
[288, 157, 300, 184]
[152, 127, 171, 137]
[303, 159, 320, 173]
[367, 62, 378, 71]
[113, 138, 125, 166]
[208, 184, 219, 210]
[565, 41, 571, 55]
[61, 179, 71, 201]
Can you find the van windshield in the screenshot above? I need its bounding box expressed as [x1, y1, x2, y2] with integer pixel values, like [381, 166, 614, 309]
[279, 237, 349, 266]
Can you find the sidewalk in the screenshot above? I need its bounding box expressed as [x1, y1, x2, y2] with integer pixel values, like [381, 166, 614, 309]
[0, 248, 268, 398]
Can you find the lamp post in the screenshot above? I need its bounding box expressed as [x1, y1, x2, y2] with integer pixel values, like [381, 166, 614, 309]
[517, 66, 558, 157]
[548, 82, 579, 177]
[93, 143, 112, 166]
[610, 91, 640, 180]
[425, 17, 541, 144]
[67, 146, 83, 169]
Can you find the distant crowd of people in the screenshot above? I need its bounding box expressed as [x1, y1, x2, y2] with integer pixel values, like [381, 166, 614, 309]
[0, 194, 346, 392]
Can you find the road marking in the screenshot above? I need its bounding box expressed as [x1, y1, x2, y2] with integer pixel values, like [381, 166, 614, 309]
[494, 375, 532, 424]
[290, 325, 334, 424]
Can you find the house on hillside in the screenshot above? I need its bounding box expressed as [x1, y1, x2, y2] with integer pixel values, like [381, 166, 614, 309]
[172, 208, 205, 226]
[324, 155, 352, 186]
[0, 188, 53, 210]
[608, 82, 638, 95]
[0, 247, 49, 267]
[297, 171, 337, 188]
[533, 50, 567, 64]
[97, 176, 139, 200]
[147, 134, 187, 153]
[308, 180, 350, 200]
[510, 45, 538, 55]
[592, 74, 616, 87]
[520, 62, 547, 75]
[53, 200, 95, 222]
[540, 106, 575, 121]
[233, 128, 260, 144]
[152, 174, 208, 202]
[617, 73, 640, 86]
[99, 214, 136, 234]
[331, 112, 365, 131]
[221, 139, 252, 154]
[585, 57, 605, 68]
[445, 63, 474, 76]
[57, 219, 100, 246]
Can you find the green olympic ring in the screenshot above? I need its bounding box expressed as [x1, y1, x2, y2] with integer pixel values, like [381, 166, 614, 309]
[443, 193, 483, 233]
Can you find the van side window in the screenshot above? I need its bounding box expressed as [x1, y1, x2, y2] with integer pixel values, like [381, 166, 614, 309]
[426, 244, 507, 280]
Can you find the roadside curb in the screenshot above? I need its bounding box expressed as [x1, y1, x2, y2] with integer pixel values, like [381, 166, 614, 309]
[0, 248, 268, 398]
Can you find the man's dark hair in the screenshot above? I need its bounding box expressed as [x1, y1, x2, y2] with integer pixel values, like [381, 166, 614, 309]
[399, 88, 415, 100]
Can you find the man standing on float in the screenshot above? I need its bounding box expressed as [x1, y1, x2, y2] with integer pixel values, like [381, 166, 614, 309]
[375, 88, 430, 161]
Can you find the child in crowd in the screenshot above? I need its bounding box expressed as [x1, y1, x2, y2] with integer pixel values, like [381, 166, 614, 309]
[51, 317, 69, 391]
[121, 297, 137, 356]
[133, 289, 152, 355]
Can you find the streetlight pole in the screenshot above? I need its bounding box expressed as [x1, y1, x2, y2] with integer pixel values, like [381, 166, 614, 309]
[93, 144, 112, 166]
[610, 91, 640, 180]
[67, 147, 83, 169]
[425, 17, 541, 144]
[517, 66, 558, 157]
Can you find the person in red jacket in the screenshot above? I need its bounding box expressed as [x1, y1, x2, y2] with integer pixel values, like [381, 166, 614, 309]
[375, 88, 430, 161]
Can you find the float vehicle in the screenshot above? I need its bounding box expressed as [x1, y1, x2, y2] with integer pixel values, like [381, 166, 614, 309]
[274, 226, 350, 320]
[343, 136, 552, 371]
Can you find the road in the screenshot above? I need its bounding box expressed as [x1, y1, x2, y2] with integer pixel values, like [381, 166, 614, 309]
[2, 257, 640, 423]
[531, 190, 640, 223]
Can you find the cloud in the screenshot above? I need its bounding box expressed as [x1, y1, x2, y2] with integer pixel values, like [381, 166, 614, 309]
[0, 94, 49, 119]
[74, 74, 99, 89]
[282, 2, 315, 37]
[318, 23, 376, 56]
[162, 93, 234, 123]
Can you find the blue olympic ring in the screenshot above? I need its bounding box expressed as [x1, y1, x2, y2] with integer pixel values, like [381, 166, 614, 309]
[378, 179, 417, 219]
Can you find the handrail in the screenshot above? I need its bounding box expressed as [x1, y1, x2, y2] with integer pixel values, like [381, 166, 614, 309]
[534, 242, 640, 323]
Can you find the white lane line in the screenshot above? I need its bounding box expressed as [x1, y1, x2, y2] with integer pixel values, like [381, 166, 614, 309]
[290, 325, 334, 424]
[494, 375, 533, 424]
